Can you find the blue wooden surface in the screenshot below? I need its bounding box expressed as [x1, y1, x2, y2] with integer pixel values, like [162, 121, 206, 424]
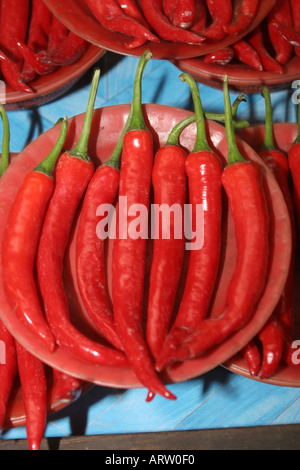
[1, 51, 300, 443]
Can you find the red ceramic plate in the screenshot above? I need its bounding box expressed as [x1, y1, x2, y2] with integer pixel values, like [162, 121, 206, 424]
[173, 55, 300, 94]
[43, 0, 276, 60]
[224, 123, 300, 387]
[3, 45, 105, 111]
[0, 104, 291, 389]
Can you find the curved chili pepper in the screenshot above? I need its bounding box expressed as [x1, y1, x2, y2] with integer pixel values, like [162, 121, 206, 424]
[1, 118, 68, 352]
[157, 75, 270, 368]
[156, 73, 223, 371]
[51, 369, 83, 403]
[36, 70, 128, 368]
[163, 0, 197, 30]
[290, 0, 300, 58]
[48, 16, 69, 51]
[258, 317, 285, 379]
[0, 0, 32, 93]
[201, 0, 233, 40]
[21, 0, 53, 82]
[273, 22, 300, 49]
[146, 115, 196, 362]
[204, 47, 234, 65]
[191, 0, 208, 33]
[224, 0, 259, 36]
[0, 322, 17, 430]
[75, 105, 134, 351]
[17, 43, 57, 76]
[248, 26, 283, 74]
[111, 51, 175, 400]
[232, 40, 263, 71]
[86, 0, 159, 48]
[141, 0, 205, 43]
[267, 0, 293, 65]
[241, 340, 261, 377]
[34, 32, 89, 67]
[16, 342, 47, 451]
[258, 87, 296, 339]
[116, 0, 154, 48]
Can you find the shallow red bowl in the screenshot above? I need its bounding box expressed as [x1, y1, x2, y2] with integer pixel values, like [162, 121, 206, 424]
[223, 123, 300, 388]
[43, 0, 276, 60]
[0, 104, 291, 389]
[2, 45, 105, 111]
[173, 55, 300, 93]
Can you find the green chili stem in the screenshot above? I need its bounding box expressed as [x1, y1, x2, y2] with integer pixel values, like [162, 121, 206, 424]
[294, 81, 300, 145]
[223, 75, 246, 165]
[35, 117, 68, 176]
[0, 105, 10, 177]
[179, 72, 211, 153]
[261, 86, 275, 150]
[166, 115, 197, 146]
[70, 68, 100, 160]
[104, 103, 134, 170]
[127, 51, 152, 132]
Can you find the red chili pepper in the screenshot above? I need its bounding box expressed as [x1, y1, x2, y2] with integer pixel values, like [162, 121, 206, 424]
[201, 0, 233, 40]
[157, 75, 270, 368]
[290, 0, 300, 58]
[116, 0, 154, 48]
[51, 369, 83, 403]
[75, 106, 134, 352]
[272, 22, 300, 49]
[0, 0, 32, 92]
[258, 87, 296, 338]
[16, 342, 47, 451]
[163, 0, 197, 30]
[36, 70, 128, 368]
[111, 51, 175, 400]
[146, 115, 197, 362]
[48, 16, 69, 51]
[241, 340, 261, 377]
[232, 40, 263, 71]
[288, 84, 300, 229]
[34, 32, 89, 67]
[1, 119, 68, 352]
[21, 0, 53, 82]
[141, 0, 205, 43]
[204, 47, 234, 65]
[0, 321, 17, 430]
[191, 0, 208, 33]
[248, 26, 284, 74]
[17, 42, 57, 76]
[156, 73, 223, 372]
[86, 0, 159, 48]
[224, 0, 259, 36]
[267, 0, 293, 65]
[257, 317, 285, 379]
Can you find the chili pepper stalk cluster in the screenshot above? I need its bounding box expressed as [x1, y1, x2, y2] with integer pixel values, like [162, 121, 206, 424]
[0, 49, 299, 450]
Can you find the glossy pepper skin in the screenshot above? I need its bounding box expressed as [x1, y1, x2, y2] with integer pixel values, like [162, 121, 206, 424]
[75, 106, 134, 352]
[141, 0, 205, 43]
[0, 321, 17, 429]
[36, 71, 128, 368]
[248, 25, 283, 74]
[224, 0, 259, 36]
[0, 0, 32, 93]
[16, 343, 47, 451]
[156, 73, 223, 371]
[157, 76, 270, 369]
[146, 119, 190, 361]
[202, 0, 233, 40]
[112, 51, 176, 401]
[267, 0, 293, 65]
[86, 0, 159, 48]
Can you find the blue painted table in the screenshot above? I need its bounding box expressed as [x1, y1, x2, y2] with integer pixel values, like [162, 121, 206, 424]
[1, 51, 300, 447]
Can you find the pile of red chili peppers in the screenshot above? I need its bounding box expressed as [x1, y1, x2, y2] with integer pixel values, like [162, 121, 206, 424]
[84, 0, 300, 74]
[0, 47, 300, 450]
[0, 0, 89, 93]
